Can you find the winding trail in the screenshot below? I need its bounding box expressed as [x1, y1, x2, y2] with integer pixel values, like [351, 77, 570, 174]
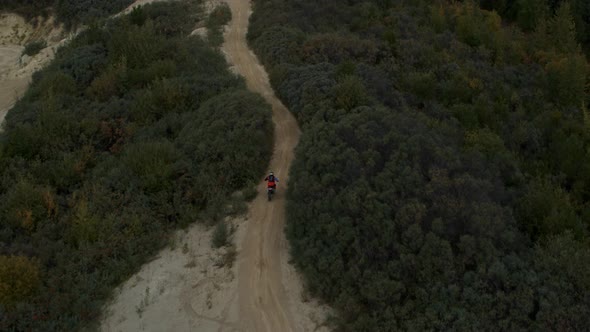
[221, 1, 302, 331]
[101, 2, 326, 331]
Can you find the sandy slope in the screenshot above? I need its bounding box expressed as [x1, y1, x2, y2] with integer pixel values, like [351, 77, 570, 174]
[0, 45, 29, 122]
[0, 0, 163, 125]
[101, 1, 329, 331]
[0, 14, 33, 124]
[101, 221, 244, 332]
[0, 13, 67, 126]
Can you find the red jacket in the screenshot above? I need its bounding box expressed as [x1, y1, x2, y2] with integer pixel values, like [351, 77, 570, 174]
[265, 175, 278, 188]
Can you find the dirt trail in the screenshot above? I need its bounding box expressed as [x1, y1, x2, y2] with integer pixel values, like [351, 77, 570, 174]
[102, 1, 328, 332]
[220, 0, 304, 330]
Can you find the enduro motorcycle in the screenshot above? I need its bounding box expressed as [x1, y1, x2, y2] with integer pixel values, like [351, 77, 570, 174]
[267, 186, 275, 201]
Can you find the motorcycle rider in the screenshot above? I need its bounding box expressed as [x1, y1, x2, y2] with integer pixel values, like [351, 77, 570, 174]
[265, 171, 279, 191]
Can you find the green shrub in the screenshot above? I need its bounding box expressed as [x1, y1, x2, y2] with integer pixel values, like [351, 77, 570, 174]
[206, 4, 232, 47]
[248, 0, 590, 329]
[0, 2, 272, 330]
[242, 182, 259, 201]
[211, 221, 229, 248]
[0, 256, 41, 308]
[56, 0, 134, 29]
[123, 140, 179, 193]
[1, 0, 134, 28]
[207, 4, 232, 29]
[517, 178, 583, 239]
[22, 40, 47, 56]
[86, 59, 128, 101]
[545, 53, 588, 107]
[0, 0, 53, 20]
[1, 181, 47, 232]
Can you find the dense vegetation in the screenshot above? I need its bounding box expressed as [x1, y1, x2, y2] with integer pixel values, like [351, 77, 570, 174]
[206, 3, 232, 47]
[249, 0, 590, 330]
[0, 0, 133, 28]
[480, 0, 590, 51]
[22, 41, 47, 57]
[0, 0, 53, 20]
[0, 1, 273, 330]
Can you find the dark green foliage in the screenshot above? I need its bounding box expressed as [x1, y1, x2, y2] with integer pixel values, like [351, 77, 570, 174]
[22, 41, 47, 56]
[287, 107, 532, 330]
[0, 0, 53, 21]
[532, 233, 590, 330]
[249, 0, 590, 330]
[517, 178, 583, 240]
[138, 1, 201, 37]
[56, 43, 110, 88]
[0, 2, 272, 330]
[0, 0, 133, 28]
[206, 4, 232, 47]
[483, 0, 590, 52]
[211, 221, 229, 248]
[242, 183, 259, 201]
[56, 0, 134, 29]
[249, 26, 305, 66]
[176, 90, 274, 190]
[129, 6, 147, 26]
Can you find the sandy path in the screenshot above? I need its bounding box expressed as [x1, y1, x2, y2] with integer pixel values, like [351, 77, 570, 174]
[220, 1, 305, 331]
[102, 1, 328, 332]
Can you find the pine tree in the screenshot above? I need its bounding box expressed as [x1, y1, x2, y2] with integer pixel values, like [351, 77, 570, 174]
[517, 0, 549, 32]
[549, 1, 579, 54]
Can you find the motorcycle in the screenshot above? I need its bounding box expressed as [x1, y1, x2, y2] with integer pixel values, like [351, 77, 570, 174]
[267, 186, 275, 201]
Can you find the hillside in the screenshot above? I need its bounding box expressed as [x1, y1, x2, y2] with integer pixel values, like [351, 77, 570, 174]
[0, 1, 274, 330]
[248, 0, 590, 330]
[102, 1, 330, 330]
[0, 13, 67, 125]
[3, 0, 590, 330]
[0, 0, 134, 28]
[480, 0, 590, 52]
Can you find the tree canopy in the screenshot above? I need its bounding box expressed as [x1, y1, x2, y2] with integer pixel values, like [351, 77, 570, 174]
[0, 1, 273, 330]
[249, 0, 590, 330]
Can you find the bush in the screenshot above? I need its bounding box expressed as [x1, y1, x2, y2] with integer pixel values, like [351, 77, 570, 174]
[249, 0, 590, 329]
[545, 53, 588, 107]
[211, 221, 229, 248]
[1, 0, 134, 28]
[56, 0, 134, 29]
[517, 179, 583, 239]
[206, 4, 232, 47]
[1, 181, 49, 232]
[123, 140, 179, 193]
[0, 256, 41, 308]
[22, 41, 47, 57]
[242, 182, 259, 201]
[0, 0, 53, 21]
[0, 2, 272, 330]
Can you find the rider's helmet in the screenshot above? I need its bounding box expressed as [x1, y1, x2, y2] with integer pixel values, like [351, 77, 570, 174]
[269, 171, 274, 176]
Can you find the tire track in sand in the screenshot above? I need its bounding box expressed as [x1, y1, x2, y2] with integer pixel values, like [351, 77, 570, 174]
[220, 1, 302, 331]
